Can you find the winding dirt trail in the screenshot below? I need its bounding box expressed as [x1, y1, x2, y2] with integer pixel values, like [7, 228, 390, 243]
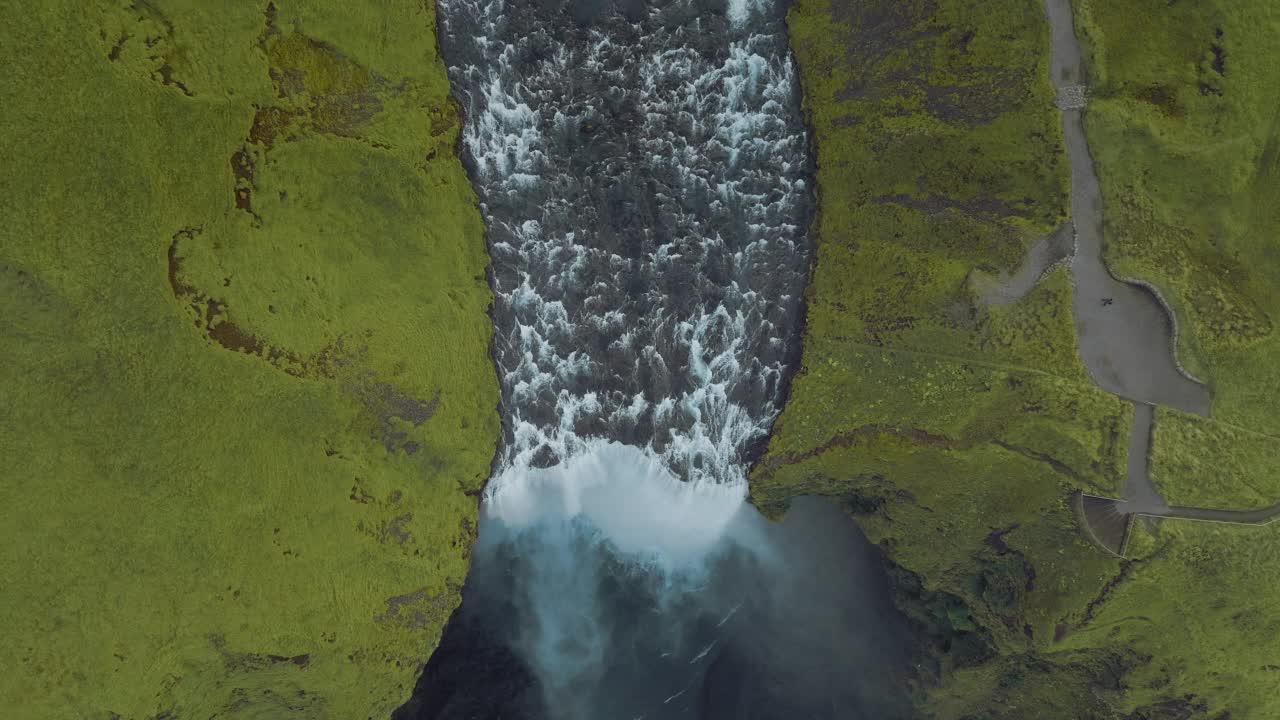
[979, 223, 1073, 306]
[1043, 0, 1280, 553]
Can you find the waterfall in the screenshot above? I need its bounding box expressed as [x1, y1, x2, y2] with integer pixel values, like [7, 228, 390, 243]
[399, 1, 913, 717]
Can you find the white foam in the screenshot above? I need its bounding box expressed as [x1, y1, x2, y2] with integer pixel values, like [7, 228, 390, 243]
[726, 0, 764, 26]
[485, 441, 747, 565]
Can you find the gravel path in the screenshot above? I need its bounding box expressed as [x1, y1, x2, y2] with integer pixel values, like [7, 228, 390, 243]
[1045, 0, 1210, 416]
[980, 223, 1073, 306]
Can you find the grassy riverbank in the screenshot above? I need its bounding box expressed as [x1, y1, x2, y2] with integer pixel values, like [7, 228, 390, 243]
[755, 0, 1138, 715]
[0, 1, 497, 718]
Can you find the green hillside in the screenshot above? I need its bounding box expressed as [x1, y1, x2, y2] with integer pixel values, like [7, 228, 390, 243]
[0, 1, 497, 718]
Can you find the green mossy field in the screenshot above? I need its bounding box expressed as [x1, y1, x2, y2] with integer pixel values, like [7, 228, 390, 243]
[756, 0, 1138, 715]
[1064, 517, 1280, 720]
[1149, 407, 1280, 509]
[1069, 2, 1280, 716]
[0, 1, 497, 718]
[1073, 0, 1280, 510]
[1075, 1, 1280, 432]
[763, 0, 1280, 716]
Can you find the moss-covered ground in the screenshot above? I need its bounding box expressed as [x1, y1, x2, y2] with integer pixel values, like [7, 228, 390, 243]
[1065, 2, 1280, 715]
[1149, 407, 1280, 509]
[764, 0, 1280, 716]
[1072, 0, 1280, 510]
[0, 2, 497, 718]
[1075, 1, 1280, 430]
[1061, 518, 1280, 719]
[754, 0, 1148, 715]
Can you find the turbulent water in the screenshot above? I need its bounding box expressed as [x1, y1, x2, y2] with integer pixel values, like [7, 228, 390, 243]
[395, 0, 913, 717]
[442, 0, 812, 485]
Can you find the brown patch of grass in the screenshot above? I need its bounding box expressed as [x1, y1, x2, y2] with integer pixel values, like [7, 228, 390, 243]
[374, 586, 456, 630]
[106, 33, 128, 61]
[247, 106, 300, 149]
[1134, 84, 1183, 118]
[155, 63, 193, 97]
[166, 229, 306, 372]
[229, 147, 258, 222]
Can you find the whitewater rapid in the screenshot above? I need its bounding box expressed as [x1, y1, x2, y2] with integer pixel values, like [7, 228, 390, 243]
[440, 0, 812, 492]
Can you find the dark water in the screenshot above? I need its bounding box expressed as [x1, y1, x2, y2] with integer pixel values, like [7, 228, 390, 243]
[396, 498, 914, 720]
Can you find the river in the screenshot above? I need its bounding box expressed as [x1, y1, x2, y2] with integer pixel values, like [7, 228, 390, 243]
[394, 0, 914, 716]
